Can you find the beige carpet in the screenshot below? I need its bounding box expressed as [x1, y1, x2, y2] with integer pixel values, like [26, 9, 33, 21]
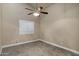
[1, 41, 78, 56]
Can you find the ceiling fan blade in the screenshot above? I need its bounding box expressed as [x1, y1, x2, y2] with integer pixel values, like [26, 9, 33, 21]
[27, 12, 33, 15]
[40, 11, 48, 14]
[25, 8, 34, 11]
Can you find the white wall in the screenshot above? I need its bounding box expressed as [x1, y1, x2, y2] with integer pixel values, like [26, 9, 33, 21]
[0, 4, 2, 53]
[40, 3, 79, 51]
[2, 3, 40, 46]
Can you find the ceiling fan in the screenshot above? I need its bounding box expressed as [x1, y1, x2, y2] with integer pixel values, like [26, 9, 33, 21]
[25, 6, 48, 17]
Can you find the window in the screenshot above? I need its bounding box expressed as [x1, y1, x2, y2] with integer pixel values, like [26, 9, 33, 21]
[19, 20, 34, 35]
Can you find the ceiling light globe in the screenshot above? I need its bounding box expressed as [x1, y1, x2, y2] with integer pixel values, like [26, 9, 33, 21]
[33, 13, 40, 16]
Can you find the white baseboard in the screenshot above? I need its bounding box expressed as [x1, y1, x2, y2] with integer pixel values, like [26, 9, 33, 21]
[2, 39, 39, 48]
[40, 39, 79, 55]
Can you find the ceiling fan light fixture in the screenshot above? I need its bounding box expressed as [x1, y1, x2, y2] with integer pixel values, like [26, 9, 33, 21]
[33, 12, 40, 17]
